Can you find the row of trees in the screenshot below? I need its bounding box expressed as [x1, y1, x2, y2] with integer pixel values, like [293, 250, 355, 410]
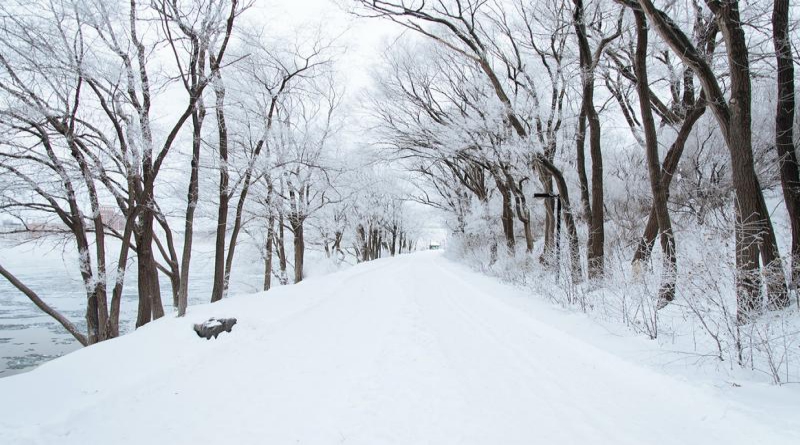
[355, 0, 799, 322]
[0, 0, 419, 346]
[2, 0, 797, 349]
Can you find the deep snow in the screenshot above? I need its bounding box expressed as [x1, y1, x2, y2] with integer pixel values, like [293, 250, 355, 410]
[0, 251, 798, 444]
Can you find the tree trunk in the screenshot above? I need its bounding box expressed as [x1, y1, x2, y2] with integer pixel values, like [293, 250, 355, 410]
[573, 0, 604, 278]
[493, 173, 516, 253]
[292, 216, 304, 283]
[638, 0, 787, 320]
[356, 224, 368, 262]
[0, 263, 88, 346]
[333, 231, 344, 260]
[717, 0, 787, 315]
[109, 208, 136, 336]
[510, 182, 534, 254]
[210, 72, 230, 303]
[536, 155, 583, 282]
[372, 228, 382, 259]
[135, 209, 164, 327]
[397, 232, 404, 255]
[540, 173, 555, 261]
[773, 0, 800, 290]
[575, 107, 592, 222]
[501, 188, 516, 253]
[71, 223, 100, 344]
[223, 140, 268, 296]
[586, 96, 605, 278]
[632, 103, 705, 264]
[177, 96, 206, 316]
[264, 214, 275, 291]
[523, 218, 534, 254]
[88, 197, 109, 342]
[632, 9, 676, 307]
[277, 212, 288, 285]
[152, 215, 180, 311]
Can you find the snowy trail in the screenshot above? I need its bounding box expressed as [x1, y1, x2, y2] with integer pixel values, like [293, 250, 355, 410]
[0, 252, 798, 444]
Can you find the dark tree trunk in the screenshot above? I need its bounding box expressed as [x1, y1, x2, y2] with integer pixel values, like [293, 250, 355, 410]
[333, 231, 344, 260]
[277, 212, 288, 285]
[178, 96, 205, 316]
[109, 209, 136, 336]
[573, 0, 605, 278]
[632, 9, 676, 307]
[264, 214, 275, 291]
[773, 0, 800, 290]
[716, 0, 787, 315]
[152, 215, 180, 310]
[537, 133, 559, 262]
[575, 107, 592, 222]
[356, 224, 368, 262]
[631, 15, 713, 266]
[493, 173, 516, 253]
[223, 140, 267, 296]
[397, 232, 404, 255]
[540, 173, 556, 261]
[372, 228, 382, 259]
[210, 73, 230, 303]
[508, 174, 534, 253]
[135, 209, 164, 327]
[638, 0, 787, 320]
[292, 217, 304, 284]
[522, 215, 534, 254]
[537, 155, 583, 282]
[500, 187, 516, 253]
[169, 1, 236, 314]
[632, 103, 705, 264]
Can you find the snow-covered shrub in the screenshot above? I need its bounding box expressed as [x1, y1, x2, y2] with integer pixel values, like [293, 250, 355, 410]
[446, 207, 800, 384]
[678, 235, 800, 383]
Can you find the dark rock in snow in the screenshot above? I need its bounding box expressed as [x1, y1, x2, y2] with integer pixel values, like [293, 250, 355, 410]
[193, 318, 237, 340]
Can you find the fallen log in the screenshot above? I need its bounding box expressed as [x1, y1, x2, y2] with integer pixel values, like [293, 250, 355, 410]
[193, 317, 237, 340]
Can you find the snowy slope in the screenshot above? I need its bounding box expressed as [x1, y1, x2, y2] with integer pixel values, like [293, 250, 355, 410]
[0, 252, 798, 445]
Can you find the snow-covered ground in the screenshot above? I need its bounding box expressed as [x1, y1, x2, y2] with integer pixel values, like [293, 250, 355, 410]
[0, 238, 273, 376]
[1, 251, 798, 444]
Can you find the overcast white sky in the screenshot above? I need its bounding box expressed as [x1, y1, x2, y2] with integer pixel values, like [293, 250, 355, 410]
[255, 0, 403, 92]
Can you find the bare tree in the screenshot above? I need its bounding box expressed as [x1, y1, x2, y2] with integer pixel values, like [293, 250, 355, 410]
[619, 5, 716, 266]
[358, 0, 583, 280]
[572, 0, 622, 278]
[208, 31, 334, 300]
[275, 81, 342, 283]
[628, 5, 676, 306]
[155, 0, 243, 315]
[637, 0, 788, 319]
[772, 0, 800, 287]
[491, 0, 570, 262]
[0, 0, 127, 343]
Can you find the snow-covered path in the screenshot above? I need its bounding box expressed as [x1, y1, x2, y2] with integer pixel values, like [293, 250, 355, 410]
[1, 252, 798, 444]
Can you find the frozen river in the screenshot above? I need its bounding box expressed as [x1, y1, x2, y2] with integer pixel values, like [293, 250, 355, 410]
[0, 239, 269, 377]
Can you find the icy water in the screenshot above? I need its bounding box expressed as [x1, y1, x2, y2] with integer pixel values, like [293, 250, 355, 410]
[0, 240, 266, 377]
